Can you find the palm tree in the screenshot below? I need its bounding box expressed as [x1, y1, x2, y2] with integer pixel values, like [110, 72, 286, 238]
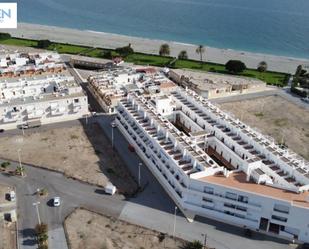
[184, 240, 203, 249]
[178, 50, 188, 60]
[257, 61, 267, 72]
[196, 45, 205, 65]
[159, 43, 170, 56]
[15, 165, 25, 176]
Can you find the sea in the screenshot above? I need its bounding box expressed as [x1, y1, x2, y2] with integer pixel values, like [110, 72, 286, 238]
[7, 0, 309, 59]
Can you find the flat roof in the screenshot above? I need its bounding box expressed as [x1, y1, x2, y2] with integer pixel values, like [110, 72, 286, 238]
[171, 69, 265, 91]
[201, 172, 309, 208]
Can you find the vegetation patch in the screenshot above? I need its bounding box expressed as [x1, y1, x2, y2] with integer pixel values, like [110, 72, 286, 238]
[273, 118, 288, 127]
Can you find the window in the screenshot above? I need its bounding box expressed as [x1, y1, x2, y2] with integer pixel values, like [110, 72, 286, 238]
[238, 195, 248, 203]
[204, 186, 214, 195]
[235, 213, 245, 219]
[203, 197, 213, 203]
[74, 98, 79, 103]
[236, 206, 247, 212]
[273, 204, 289, 214]
[226, 192, 237, 201]
[224, 203, 235, 209]
[272, 215, 287, 222]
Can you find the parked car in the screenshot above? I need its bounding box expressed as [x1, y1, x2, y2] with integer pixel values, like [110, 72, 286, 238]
[128, 144, 135, 152]
[18, 120, 41, 129]
[0, 129, 4, 133]
[53, 197, 61, 207]
[301, 97, 309, 103]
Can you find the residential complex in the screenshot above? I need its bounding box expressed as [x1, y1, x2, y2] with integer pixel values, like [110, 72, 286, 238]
[87, 66, 176, 113]
[0, 52, 88, 129]
[115, 85, 309, 243]
[168, 69, 266, 99]
[0, 52, 65, 78]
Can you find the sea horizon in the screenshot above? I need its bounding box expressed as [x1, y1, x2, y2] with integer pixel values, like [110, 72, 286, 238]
[7, 0, 309, 60]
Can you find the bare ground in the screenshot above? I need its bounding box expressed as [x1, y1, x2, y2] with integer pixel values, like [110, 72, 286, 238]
[65, 209, 186, 249]
[0, 123, 137, 194]
[219, 95, 309, 160]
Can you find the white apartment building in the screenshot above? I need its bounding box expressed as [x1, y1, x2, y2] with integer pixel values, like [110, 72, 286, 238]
[115, 87, 309, 243]
[0, 72, 88, 129]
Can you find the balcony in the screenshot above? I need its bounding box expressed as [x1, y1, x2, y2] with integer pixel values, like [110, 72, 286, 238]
[51, 106, 66, 116]
[28, 109, 44, 119]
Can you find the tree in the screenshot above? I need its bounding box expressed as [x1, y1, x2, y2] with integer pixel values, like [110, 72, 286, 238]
[15, 165, 25, 176]
[225, 60, 246, 73]
[37, 40, 52, 49]
[184, 240, 203, 249]
[115, 44, 134, 57]
[35, 223, 48, 235]
[101, 50, 113, 59]
[159, 43, 170, 56]
[0, 32, 11, 40]
[196, 45, 205, 65]
[178, 50, 188, 60]
[257, 61, 267, 72]
[36, 223, 48, 248]
[295, 65, 303, 77]
[1, 161, 10, 170]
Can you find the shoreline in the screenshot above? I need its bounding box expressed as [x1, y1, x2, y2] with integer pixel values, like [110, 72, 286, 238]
[3, 22, 309, 74]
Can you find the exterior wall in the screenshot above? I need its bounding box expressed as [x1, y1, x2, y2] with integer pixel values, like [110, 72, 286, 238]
[116, 104, 309, 242]
[115, 91, 309, 243]
[0, 95, 88, 129]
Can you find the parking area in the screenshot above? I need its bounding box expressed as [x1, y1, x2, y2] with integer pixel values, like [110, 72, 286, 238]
[0, 184, 17, 249]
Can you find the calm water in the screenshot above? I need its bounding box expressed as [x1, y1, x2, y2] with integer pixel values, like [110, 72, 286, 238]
[7, 0, 309, 58]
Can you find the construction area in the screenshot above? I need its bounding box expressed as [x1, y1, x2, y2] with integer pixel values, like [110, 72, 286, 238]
[0, 123, 137, 194]
[0, 184, 17, 249]
[65, 209, 187, 249]
[219, 95, 309, 160]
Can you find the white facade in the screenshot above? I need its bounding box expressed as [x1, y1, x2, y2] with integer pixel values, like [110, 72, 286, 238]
[0, 72, 88, 129]
[115, 87, 309, 243]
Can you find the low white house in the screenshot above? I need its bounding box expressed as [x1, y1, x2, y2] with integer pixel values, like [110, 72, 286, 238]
[0, 73, 88, 129]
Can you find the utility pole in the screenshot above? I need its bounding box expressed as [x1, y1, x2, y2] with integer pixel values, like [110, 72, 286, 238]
[138, 163, 142, 187]
[111, 125, 114, 149]
[173, 206, 177, 238]
[33, 201, 41, 225]
[202, 233, 207, 249]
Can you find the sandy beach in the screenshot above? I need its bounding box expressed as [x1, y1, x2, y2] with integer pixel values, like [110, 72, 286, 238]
[3, 23, 309, 74]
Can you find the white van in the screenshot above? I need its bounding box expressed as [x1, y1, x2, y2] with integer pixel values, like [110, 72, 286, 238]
[104, 183, 117, 195]
[9, 191, 16, 202]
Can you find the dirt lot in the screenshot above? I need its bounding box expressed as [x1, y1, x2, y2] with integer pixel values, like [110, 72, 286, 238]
[219, 95, 309, 160]
[65, 209, 186, 249]
[0, 123, 137, 194]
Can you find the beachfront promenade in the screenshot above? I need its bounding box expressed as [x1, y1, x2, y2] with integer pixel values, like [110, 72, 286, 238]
[3, 23, 309, 74]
